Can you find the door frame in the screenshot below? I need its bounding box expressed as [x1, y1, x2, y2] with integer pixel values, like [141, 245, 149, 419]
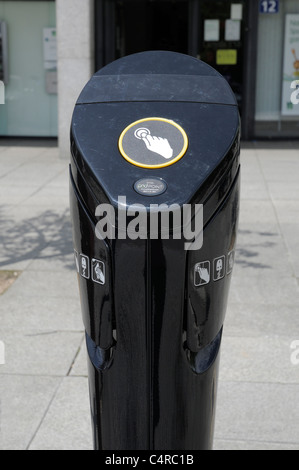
[241, 0, 259, 140]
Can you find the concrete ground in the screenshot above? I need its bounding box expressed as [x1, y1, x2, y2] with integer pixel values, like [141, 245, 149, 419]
[0, 140, 299, 450]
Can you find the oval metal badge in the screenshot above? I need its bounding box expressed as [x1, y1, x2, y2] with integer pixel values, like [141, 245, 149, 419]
[134, 178, 167, 196]
[119, 117, 188, 169]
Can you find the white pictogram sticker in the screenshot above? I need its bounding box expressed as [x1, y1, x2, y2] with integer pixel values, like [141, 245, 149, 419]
[135, 127, 174, 160]
[213, 256, 225, 281]
[194, 261, 211, 286]
[92, 259, 105, 285]
[80, 254, 90, 279]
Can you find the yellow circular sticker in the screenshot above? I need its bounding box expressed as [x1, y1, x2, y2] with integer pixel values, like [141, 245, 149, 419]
[118, 117, 188, 169]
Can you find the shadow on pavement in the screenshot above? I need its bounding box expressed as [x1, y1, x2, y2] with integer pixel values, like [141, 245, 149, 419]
[0, 206, 74, 270]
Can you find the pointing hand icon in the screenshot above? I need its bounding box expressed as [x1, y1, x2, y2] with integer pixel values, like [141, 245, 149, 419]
[135, 128, 173, 160]
[198, 267, 210, 284]
[95, 263, 105, 283]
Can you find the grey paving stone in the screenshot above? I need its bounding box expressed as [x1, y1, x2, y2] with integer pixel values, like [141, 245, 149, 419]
[274, 200, 299, 224]
[24, 184, 70, 207]
[0, 375, 61, 450]
[28, 377, 92, 450]
[267, 180, 299, 200]
[0, 329, 84, 376]
[26, 249, 76, 272]
[240, 179, 271, 200]
[219, 335, 299, 384]
[234, 223, 293, 277]
[229, 273, 299, 305]
[214, 439, 299, 450]
[4, 269, 80, 299]
[0, 294, 83, 332]
[69, 338, 88, 377]
[215, 381, 299, 446]
[0, 206, 71, 270]
[224, 302, 299, 338]
[238, 200, 278, 225]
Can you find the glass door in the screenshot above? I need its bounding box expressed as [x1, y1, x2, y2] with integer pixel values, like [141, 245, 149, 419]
[0, 1, 57, 137]
[96, 0, 248, 118]
[197, 0, 246, 114]
[115, 0, 189, 58]
[96, 0, 192, 68]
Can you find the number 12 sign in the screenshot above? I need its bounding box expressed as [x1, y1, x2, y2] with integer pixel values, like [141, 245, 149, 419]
[260, 0, 279, 14]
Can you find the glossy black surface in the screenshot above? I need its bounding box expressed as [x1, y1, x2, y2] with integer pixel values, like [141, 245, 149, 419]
[71, 101, 239, 216]
[71, 51, 240, 221]
[70, 51, 240, 450]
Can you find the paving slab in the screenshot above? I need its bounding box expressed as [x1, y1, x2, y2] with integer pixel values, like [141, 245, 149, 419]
[28, 377, 92, 451]
[0, 375, 61, 450]
[214, 381, 299, 447]
[0, 329, 83, 376]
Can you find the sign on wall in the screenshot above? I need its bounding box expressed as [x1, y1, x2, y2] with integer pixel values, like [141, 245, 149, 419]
[43, 28, 57, 95]
[216, 49, 237, 65]
[281, 15, 299, 116]
[43, 28, 57, 68]
[260, 0, 279, 14]
[0, 21, 8, 85]
[204, 20, 220, 42]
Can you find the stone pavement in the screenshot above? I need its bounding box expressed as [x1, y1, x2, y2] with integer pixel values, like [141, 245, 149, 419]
[0, 140, 299, 450]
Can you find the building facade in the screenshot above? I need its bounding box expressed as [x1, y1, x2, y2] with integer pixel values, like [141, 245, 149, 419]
[0, 0, 298, 157]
